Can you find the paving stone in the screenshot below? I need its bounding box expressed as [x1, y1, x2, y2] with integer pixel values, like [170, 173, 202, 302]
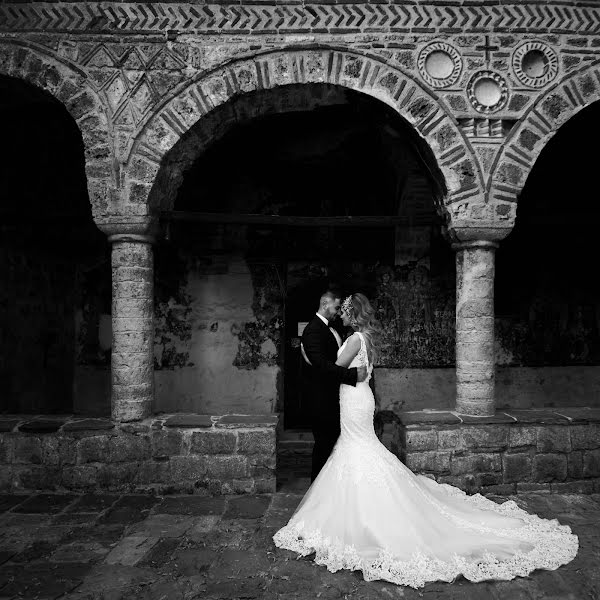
[156, 496, 225, 516]
[211, 548, 273, 579]
[204, 578, 268, 599]
[50, 541, 111, 563]
[0, 494, 29, 512]
[66, 493, 119, 513]
[134, 578, 200, 599]
[99, 495, 159, 525]
[70, 564, 157, 597]
[263, 508, 293, 528]
[270, 493, 303, 511]
[105, 535, 160, 566]
[223, 495, 271, 519]
[129, 514, 196, 538]
[9, 540, 60, 562]
[0, 561, 90, 598]
[247, 525, 280, 551]
[172, 546, 218, 576]
[62, 418, 115, 431]
[52, 512, 100, 525]
[186, 515, 222, 540]
[201, 518, 260, 549]
[11, 493, 77, 514]
[0, 551, 15, 566]
[137, 537, 182, 568]
[61, 524, 126, 546]
[99, 507, 149, 525]
[1, 513, 51, 527]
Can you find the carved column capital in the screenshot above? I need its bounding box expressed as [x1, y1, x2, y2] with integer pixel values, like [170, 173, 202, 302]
[451, 239, 499, 251]
[96, 216, 159, 244]
[443, 189, 517, 246]
[445, 223, 512, 246]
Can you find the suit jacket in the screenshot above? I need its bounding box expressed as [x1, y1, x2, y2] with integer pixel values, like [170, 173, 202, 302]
[301, 316, 358, 421]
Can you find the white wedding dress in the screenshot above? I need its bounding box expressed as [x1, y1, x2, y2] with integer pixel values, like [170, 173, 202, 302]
[273, 332, 578, 588]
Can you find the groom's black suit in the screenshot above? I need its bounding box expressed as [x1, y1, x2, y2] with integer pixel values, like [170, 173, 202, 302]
[301, 315, 358, 481]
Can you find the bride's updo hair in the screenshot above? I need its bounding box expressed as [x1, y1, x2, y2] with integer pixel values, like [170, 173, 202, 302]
[345, 293, 382, 364]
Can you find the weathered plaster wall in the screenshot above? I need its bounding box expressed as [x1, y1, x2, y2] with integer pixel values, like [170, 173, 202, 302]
[153, 248, 283, 415]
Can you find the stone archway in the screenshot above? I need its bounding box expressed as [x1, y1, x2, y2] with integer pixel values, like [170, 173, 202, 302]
[0, 40, 114, 220]
[125, 48, 484, 216]
[489, 59, 600, 205]
[109, 47, 496, 424]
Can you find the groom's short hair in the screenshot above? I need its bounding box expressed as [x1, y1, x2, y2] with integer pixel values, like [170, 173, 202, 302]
[320, 288, 342, 306]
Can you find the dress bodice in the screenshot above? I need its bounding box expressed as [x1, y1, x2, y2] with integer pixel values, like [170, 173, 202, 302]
[338, 331, 372, 383]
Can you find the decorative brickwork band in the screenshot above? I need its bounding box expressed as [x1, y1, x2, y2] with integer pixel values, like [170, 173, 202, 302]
[1, 2, 599, 34]
[129, 49, 483, 213]
[489, 61, 600, 206]
[110, 237, 154, 422]
[453, 240, 498, 417]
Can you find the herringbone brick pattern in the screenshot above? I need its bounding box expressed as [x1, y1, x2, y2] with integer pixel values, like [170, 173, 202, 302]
[1, 2, 599, 34]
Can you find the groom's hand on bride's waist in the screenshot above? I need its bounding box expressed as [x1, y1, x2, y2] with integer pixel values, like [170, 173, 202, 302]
[357, 366, 368, 383]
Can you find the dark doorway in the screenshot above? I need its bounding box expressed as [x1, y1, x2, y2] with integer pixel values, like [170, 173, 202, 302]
[496, 100, 600, 367]
[0, 76, 107, 415]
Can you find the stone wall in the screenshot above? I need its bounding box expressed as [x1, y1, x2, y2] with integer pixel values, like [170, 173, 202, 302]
[0, 414, 277, 495]
[398, 408, 600, 494]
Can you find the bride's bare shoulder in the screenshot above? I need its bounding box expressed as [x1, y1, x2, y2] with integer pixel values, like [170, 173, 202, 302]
[345, 332, 361, 347]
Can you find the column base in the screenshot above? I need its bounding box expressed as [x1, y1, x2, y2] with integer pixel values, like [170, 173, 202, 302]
[455, 399, 495, 417]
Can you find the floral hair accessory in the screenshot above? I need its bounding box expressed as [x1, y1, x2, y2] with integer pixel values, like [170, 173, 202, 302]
[341, 295, 353, 314]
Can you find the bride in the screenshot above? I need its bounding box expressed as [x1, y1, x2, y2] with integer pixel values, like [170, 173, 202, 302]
[273, 293, 578, 588]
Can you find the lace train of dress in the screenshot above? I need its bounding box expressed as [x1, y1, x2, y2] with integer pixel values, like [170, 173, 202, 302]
[273, 332, 578, 589]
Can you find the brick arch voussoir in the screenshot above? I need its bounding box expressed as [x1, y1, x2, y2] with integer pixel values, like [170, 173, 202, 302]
[129, 49, 482, 213]
[489, 59, 600, 206]
[0, 41, 116, 220]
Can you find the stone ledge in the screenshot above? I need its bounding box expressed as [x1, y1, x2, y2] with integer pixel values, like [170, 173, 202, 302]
[0, 419, 20, 432]
[400, 408, 598, 426]
[0, 413, 279, 495]
[216, 415, 279, 428]
[19, 419, 67, 433]
[399, 411, 462, 426]
[163, 415, 213, 429]
[398, 409, 600, 494]
[63, 419, 115, 432]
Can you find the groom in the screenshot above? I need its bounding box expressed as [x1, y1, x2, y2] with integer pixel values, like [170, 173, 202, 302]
[301, 289, 367, 481]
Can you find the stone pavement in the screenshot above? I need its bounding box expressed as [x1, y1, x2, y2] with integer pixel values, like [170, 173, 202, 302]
[0, 480, 599, 600]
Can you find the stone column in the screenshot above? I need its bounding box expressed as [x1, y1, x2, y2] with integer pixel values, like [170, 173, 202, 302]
[453, 240, 498, 416]
[107, 228, 155, 422]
